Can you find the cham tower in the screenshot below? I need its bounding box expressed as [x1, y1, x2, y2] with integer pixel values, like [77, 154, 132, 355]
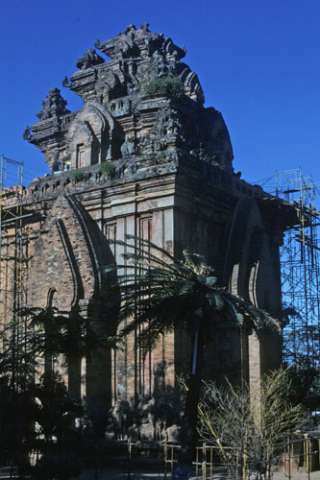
[0, 24, 293, 432]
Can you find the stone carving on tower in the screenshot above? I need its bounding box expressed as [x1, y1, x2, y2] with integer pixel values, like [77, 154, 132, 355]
[27, 23, 233, 176]
[36, 88, 70, 121]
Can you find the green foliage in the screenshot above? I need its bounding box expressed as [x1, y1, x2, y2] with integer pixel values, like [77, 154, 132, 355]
[0, 372, 83, 480]
[0, 306, 71, 391]
[143, 75, 184, 99]
[0, 306, 115, 390]
[25, 373, 83, 480]
[0, 307, 84, 479]
[0, 304, 115, 478]
[99, 161, 116, 178]
[0, 379, 34, 472]
[198, 369, 305, 480]
[70, 168, 84, 181]
[36, 376, 83, 478]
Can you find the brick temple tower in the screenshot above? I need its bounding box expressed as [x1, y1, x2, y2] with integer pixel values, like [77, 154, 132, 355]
[0, 24, 293, 426]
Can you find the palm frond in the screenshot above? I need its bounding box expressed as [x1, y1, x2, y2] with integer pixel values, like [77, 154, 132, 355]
[105, 235, 280, 353]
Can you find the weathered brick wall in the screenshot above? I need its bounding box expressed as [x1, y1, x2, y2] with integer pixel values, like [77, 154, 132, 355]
[0, 162, 285, 416]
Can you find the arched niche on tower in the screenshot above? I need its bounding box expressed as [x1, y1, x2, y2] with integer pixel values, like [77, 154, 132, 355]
[222, 198, 282, 389]
[67, 102, 115, 168]
[222, 198, 281, 313]
[70, 121, 99, 168]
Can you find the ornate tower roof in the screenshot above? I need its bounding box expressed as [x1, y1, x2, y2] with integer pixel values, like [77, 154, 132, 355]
[25, 24, 233, 175]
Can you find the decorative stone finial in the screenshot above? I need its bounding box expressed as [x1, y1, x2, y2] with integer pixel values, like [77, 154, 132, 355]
[124, 24, 137, 34]
[36, 88, 70, 121]
[76, 48, 105, 70]
[96, 24, 186, 62]
[140, 23, 149, 31]
[62, 76, 71, 88]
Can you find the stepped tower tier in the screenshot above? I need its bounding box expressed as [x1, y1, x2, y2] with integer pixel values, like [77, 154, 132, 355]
[27, 23, 233, 175]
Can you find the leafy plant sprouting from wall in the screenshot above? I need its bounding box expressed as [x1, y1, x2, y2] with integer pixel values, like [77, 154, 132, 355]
[70, 168, 84, 182]
[99, 161, 116, 178]
[142, 76, 184, 99]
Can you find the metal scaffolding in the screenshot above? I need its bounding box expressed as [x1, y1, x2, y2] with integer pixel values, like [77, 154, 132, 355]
[0, 155, 29, 389]
[275, 168, 320, 409]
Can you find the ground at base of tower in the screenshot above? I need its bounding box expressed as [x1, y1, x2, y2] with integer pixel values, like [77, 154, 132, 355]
[1, 465, 320, 479]
[77, 468, 320, 480]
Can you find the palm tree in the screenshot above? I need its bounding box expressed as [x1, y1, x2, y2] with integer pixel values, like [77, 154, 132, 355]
[106, 235, 280, 480]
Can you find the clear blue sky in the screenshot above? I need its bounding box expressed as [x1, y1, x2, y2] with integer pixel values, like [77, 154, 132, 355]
[1, 0, 320, 190]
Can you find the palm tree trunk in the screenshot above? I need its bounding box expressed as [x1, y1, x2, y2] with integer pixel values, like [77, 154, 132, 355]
[172, 327, 205, 480]
[44, 323, 53, 388]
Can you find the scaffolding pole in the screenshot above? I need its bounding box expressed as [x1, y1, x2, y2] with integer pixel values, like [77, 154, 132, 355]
[275, 168, 320, 413]
[0, 155, 29, 391]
